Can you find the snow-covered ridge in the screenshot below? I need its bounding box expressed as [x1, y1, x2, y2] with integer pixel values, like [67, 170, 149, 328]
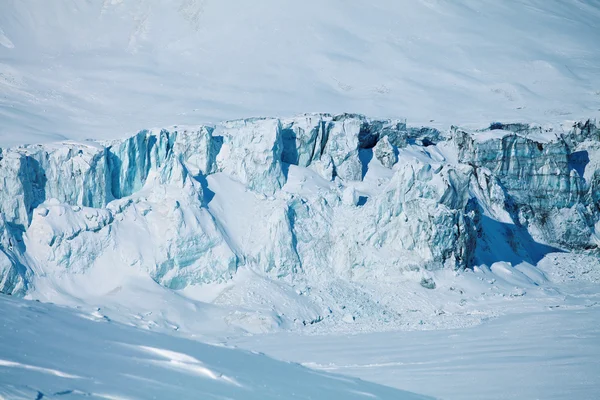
[0, 114, 598, 330]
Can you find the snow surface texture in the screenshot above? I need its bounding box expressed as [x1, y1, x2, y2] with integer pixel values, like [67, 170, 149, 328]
[0, 113, 599, 335]
[235, 306, 600, 400]
[1, 249, 599, 399]
[230, 252, 600, 400]
[0, 294, 431, 400]
[1, 0, 600, 148]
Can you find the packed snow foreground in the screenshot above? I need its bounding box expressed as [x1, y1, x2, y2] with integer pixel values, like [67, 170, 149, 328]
[1, 114, 600, 399]
[0, 294, 433, 400]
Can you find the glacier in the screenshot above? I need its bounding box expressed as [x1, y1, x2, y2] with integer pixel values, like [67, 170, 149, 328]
[0, 114, 598, 331]
[3, 2, 600, 397]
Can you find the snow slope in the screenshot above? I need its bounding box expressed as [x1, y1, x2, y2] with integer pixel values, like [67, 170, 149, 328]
[1, 248, 599, 400]
[1, 0, 600, 147]
[0, 293, 432, 400]
[233, 306, 600, 400]
[231, 254, 600, 400]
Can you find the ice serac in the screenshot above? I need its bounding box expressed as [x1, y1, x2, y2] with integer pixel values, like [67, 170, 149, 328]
[24, 152, 237, 291]
[357, 160, 477, 271]
[374, 136, 398, 168]
[171, 125, 219, 176]
[322, 114, 366, 181]
[0, 214, 29, 295]
[215, 118, 285, 196]
[0, 127, 241, 294]
[453, 121, 600, 250]
[105, 129, 174, 199]
[279, 114, 407, 180]
[318, 114, 407, 181]
[0, 126, 225, 225]
[0, 130, 175, 229]
[280, 114, 330, 168]
[454, 130, 582, 209]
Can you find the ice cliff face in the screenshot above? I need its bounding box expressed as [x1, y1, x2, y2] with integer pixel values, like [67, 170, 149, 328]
[0, 115, 598, 298]
[453, 121, 600, 250]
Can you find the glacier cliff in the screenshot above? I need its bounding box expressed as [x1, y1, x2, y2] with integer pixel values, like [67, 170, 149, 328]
[0, 115, 598, 315]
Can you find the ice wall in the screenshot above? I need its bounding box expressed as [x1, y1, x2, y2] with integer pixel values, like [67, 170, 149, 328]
[0, 115, 597, 296]
[453, 121, 599, 249]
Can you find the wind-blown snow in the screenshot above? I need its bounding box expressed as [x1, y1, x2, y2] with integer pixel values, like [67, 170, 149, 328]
[1, 0, 600, 147]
